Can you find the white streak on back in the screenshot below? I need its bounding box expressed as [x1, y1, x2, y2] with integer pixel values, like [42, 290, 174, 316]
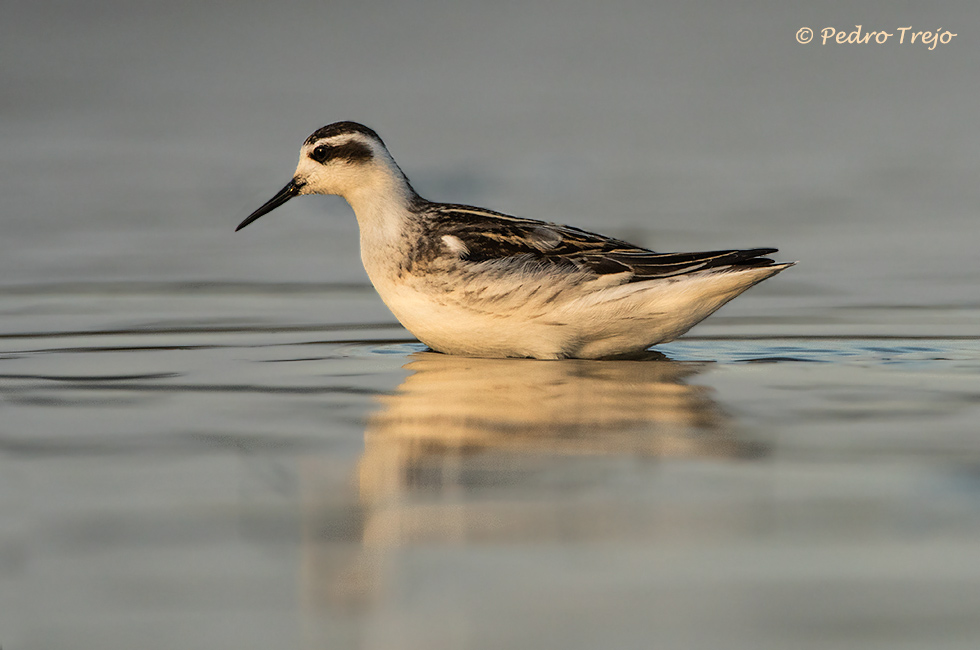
[441, 234, 469, 257]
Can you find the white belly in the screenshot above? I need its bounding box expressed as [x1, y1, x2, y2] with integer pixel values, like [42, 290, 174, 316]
[368, 263, 789, 359]
[375, 279, 574, 358]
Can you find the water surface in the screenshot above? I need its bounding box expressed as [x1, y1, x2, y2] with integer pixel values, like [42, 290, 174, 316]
[2, 282, 978, 649]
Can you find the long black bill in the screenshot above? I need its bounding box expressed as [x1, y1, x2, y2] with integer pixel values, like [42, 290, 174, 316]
[235, 179, 305, 231]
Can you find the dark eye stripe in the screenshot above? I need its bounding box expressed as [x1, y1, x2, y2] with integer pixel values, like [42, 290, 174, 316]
[310, 141, 373, 164]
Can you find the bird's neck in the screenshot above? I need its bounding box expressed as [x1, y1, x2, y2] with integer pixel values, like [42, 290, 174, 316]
[342, 163, 422, 282]
[343, 157, 418, 230]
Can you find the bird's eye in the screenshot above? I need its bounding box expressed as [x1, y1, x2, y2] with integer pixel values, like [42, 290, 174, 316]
[311, 145, 330, 163]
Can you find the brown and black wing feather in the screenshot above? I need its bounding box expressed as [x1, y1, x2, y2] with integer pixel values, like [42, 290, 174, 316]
[422, 203, 781, 282]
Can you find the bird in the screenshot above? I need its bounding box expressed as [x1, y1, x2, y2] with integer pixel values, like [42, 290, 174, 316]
[236, 121, 794, 359]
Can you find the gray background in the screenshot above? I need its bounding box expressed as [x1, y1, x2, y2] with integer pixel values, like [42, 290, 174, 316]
[3, 0, 977, 305]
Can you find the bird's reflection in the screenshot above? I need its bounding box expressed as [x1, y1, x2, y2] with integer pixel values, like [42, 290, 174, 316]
[354, 351, 763, 543]
[298, 351, 767, 637]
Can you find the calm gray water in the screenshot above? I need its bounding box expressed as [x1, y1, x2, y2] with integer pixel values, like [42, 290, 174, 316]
[2, 1, 980, 649]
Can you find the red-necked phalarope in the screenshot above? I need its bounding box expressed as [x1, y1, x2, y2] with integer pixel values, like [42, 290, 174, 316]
[237, 122, 794, 359]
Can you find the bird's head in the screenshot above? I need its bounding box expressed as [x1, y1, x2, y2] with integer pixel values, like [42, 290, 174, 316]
[236, 121, 411, 231]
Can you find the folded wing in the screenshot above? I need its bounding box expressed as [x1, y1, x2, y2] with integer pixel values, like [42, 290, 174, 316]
[428, 204, 781, 282]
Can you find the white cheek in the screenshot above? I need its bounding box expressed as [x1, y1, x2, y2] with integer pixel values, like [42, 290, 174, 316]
[293, 160, 348, 196]
[293, 157, 321, 185]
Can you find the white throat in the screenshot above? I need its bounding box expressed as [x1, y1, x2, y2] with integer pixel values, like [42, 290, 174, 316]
[344, 160, 416, 249]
